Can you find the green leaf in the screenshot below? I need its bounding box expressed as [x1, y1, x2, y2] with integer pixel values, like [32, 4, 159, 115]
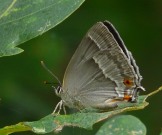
[0, 0, 85, 57]
[160, 131, 162, 135]
[0, 86, 161, 135]
[96, 115, 146, 135]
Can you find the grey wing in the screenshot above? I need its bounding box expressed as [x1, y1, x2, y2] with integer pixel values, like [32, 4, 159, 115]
[62, 21, 141, 109]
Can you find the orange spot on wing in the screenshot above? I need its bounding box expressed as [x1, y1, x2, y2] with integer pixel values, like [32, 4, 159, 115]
[123, 94, 131, 101]
[123, 78, 134, 88]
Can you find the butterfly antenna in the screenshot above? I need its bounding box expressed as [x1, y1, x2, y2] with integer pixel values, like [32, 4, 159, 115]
[41, 61, 61, 86]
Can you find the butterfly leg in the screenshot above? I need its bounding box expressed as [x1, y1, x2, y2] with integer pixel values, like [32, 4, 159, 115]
[63, 104, 67, 115]
[52, 100, 63, 115]
[52, 100, 67, 115]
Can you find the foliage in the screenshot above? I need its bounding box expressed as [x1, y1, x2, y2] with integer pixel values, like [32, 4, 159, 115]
[0, 0, 162, 135]
[0, 0, 84, 57]
[0, 86, 161, 135]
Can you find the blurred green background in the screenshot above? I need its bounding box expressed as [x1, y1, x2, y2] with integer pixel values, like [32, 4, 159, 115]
[0, 0, 162, 135]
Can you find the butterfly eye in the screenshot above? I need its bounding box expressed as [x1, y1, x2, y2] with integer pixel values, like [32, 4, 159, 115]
[123, 78, 134, 88]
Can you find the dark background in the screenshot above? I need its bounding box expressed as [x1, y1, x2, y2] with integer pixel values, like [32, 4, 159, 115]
[0, 0, 162, 134]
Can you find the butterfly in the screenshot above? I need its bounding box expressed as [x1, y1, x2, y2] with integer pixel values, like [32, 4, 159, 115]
[49, 21, 145, 113]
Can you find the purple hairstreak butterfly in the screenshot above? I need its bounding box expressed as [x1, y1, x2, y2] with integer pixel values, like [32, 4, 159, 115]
[50, 21, 145, 113]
